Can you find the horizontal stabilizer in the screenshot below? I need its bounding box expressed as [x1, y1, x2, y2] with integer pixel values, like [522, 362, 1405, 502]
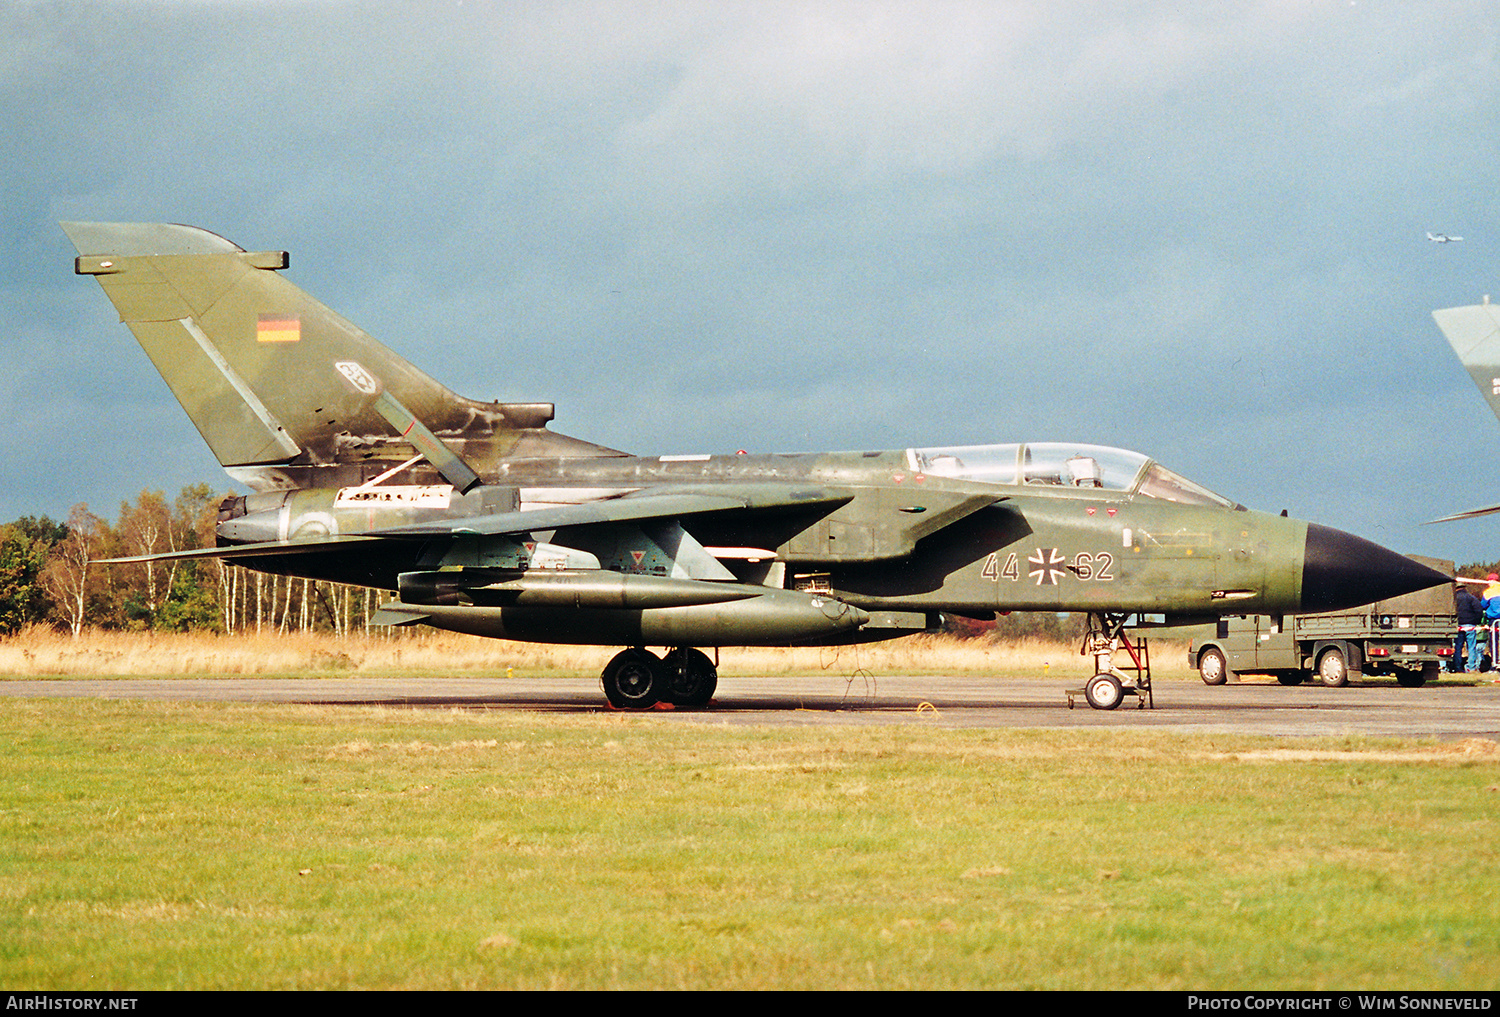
[370, 604, 431, 627]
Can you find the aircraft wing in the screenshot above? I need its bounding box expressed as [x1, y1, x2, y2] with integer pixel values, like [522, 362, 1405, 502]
[96, 534, 388, 565]
[356, 484, 858, 538]
[101, 486, 856, 565]
[1428, 503, 1500, 524]
[355, 482, 1008, 563]
[101, 482, 1006, 566]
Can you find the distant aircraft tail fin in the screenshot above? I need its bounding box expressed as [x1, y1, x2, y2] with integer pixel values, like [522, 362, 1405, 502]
[1433, 299, 1500, 424]
[1430, 299, 1500, 523]
[62, 222, 620, 491]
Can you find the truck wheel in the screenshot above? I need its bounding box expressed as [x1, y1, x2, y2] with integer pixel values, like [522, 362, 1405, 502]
[1198, 648, 1229, 686]
[1084, 673, 1124, 710]
[1317, 648, 1349, 688]
[1277, 672, 1306, 686]
[1395, 669, 1426, 688]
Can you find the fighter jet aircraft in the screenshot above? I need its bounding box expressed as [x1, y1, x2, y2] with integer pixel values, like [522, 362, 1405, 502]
[62, 221, 1447, 709]
[1432, 295, 1500, 521]
[1428, 232, 1464, 243]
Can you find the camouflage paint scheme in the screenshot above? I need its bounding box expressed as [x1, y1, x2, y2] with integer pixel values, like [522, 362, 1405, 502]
[63, 222, 1447, 708]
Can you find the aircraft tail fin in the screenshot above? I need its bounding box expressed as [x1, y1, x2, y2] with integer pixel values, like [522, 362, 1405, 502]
[1434, 299, 1500, 424]
[62, 222, 619, 491]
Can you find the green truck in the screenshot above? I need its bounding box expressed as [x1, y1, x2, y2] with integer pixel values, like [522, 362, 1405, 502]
[1188, 557, 1457, 688]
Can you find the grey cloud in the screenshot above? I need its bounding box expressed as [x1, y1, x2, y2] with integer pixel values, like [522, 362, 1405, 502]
[4, 1, 1499, 564]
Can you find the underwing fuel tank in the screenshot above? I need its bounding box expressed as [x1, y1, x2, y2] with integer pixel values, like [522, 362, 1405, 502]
[378, 574, 871, 646]
[398, 569, 763, 610]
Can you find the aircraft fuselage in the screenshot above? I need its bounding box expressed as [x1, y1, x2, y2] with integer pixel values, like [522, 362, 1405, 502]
[214, 444, 1412, 642]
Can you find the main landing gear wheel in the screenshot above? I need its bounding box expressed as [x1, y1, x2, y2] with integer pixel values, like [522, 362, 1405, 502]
[663, 647, 718, 707]
[1084, 672, 1124, 710]
[601, 648, 663, 709]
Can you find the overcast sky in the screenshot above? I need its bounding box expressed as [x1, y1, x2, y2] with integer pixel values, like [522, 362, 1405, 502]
[5, 0, 1499, 564]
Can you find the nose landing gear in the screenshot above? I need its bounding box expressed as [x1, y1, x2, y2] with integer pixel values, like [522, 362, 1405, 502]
[1068, 612, 1153, 711]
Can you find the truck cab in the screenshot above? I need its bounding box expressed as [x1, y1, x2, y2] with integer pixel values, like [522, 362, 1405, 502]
[1189, 557, 1456, 687]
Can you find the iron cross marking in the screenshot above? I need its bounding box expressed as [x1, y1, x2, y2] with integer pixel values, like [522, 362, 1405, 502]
[1028, 548, 1068, 586]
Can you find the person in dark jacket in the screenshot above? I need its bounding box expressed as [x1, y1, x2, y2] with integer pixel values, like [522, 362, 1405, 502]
[1477, 573, 1500, 671]
[1454, 583, 1486, 672]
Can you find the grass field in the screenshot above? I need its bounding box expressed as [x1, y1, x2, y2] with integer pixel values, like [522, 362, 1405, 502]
[1, 687, 1497, 989]
[0, 626, 1137, 681]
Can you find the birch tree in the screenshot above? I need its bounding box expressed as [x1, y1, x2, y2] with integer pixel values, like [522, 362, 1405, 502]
[41, 504, 105, 637]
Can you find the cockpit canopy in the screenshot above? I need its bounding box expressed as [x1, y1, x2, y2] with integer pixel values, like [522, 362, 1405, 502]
[906, 443, 1242, 510]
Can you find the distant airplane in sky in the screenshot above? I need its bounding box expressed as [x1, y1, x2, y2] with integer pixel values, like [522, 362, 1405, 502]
[1428, 232, 1463, 243]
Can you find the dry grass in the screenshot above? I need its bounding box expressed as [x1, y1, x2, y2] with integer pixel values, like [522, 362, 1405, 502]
[0, 625, 606, 677]
[0, 626, 1184, 679]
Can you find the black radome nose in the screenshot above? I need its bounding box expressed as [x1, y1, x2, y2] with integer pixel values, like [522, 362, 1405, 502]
[1301, 524, 1450, 613]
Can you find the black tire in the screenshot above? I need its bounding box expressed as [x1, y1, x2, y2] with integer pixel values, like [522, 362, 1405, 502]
[1317, 648, 1349, 688]
[1277, 672, 1307, 686]
[1084, 673, 1124, 710]
[662, 647, 718, 707]
[1198, 648, 1229, 686]
[1395, 668, 1427, 688]
[601, 648, 663, 709]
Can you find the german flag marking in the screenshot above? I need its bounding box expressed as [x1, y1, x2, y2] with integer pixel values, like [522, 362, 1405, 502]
[257, 314, 300, 343]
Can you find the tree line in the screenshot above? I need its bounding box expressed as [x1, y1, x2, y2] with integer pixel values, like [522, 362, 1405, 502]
[0, 485, 382, 638]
